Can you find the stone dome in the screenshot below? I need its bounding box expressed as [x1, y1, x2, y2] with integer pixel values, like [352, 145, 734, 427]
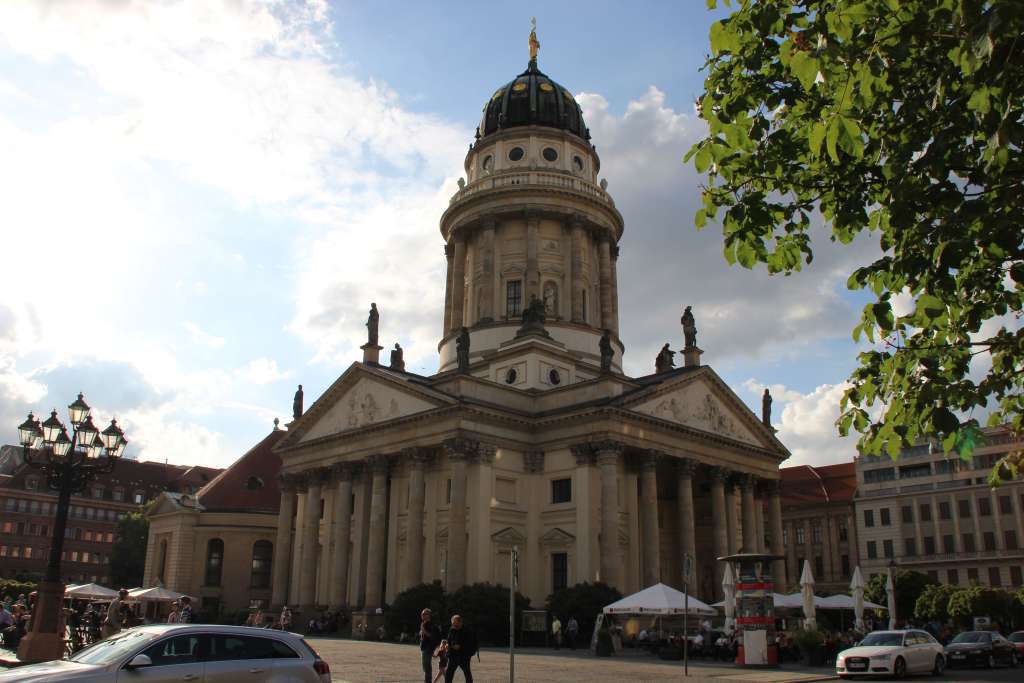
[477, 59, 590, 141]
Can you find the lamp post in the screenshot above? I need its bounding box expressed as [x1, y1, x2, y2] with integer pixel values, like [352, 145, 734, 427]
[14, 393, 126, 663]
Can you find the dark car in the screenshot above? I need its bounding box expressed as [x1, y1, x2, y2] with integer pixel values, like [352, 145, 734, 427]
[944, 630, 1017, 668]
[1008, 632, 1024, 664]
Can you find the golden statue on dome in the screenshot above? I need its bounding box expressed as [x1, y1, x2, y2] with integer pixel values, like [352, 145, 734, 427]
[529, 17, 540, 61]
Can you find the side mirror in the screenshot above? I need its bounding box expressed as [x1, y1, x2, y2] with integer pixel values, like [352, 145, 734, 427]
[127, 654, 152, 669]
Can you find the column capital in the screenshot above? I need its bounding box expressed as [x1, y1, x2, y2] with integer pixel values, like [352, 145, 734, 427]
[677, 458, 699, 478]
[637, 449, 660, 470]
[330, 462, 355, 482]
[570, 212, 587, 229]
[740, 473, 759, 491]
[299, 467, 329, 489]
[591, 439, 625, 457]
[365, 453, 390, 474]
[401, 446, 433, 468]
[442, 437, 480, 462]
[709, 466, 732, 485]
[523, 208, 541, 224]
[471, 443, 496, 465]
[524, 449, 546, 473]
[569, 443, 594, 466]
[277, 472, 300, 492]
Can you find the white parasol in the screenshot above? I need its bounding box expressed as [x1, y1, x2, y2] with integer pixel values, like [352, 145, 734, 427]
[722, 562, 736, 632]
[64, 583, 118, 600]
[886, 567, 897, 630]
[850, 567, 866, 631]
[799, 559, 816, 630]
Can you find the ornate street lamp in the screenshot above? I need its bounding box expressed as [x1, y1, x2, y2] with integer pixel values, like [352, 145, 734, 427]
[14, 393, 126, 663]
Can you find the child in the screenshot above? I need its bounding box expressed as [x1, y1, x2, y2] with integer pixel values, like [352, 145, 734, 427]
[432, 639, 449, 683]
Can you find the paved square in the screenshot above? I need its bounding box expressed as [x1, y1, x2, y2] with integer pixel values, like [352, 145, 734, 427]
[307, 639, 836, 683]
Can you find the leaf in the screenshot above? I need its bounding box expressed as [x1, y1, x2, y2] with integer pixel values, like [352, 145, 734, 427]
[967, 86, 991, 115]
[789, 51, 820, 91]
[916, 293, 946, 320]
[838, 116, 864, 158]
[825, 116, 841, 163]
[710, 21, 740, 55]
[809, 121, 827, 157]
[694, 145, 712, 173]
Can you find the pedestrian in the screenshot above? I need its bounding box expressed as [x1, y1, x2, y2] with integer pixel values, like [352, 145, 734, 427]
[280, 604, 292, 631]
[102, 588, 129, 638]
[167, 601, 180, 624]
[566, 616, 579, 650]
[178, 596, 193, 624]
[551, 615, 562, 649]
[419, 608, 442, 683]
[444, 614, 477, 683]
[432, 639, 450, 683]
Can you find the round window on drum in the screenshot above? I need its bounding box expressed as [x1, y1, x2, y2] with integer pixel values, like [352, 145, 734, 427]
[482, 155, 493, 173]
[508, 147, 525, 162]
[542, 147, 558, 162]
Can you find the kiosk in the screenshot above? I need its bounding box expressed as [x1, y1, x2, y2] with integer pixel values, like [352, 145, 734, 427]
[718, 552, 784, 667]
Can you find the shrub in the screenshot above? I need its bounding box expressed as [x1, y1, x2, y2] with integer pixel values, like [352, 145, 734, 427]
[445, 582, 530, 646]
[385, 581, 446, 641]
[789, 627, 824, 652]
[545, 582, 622, 644]
[0, 579, 37, 600]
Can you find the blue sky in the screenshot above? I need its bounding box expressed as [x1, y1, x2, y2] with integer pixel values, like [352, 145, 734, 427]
[0, 1, 875, 469]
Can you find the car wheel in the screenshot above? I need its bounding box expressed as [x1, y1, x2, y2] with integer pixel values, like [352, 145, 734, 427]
[932, 654, 944, 676]
[894, 656, 906, 679]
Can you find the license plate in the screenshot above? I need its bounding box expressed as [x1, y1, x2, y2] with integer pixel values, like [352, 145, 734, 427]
[847, 663, 866, 670]
[952, 654, 965, 659]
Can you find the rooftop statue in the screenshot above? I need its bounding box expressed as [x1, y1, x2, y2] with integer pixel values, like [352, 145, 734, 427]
[292, 384, 303, 420]
[516, 295, 550, 338]
[681, 305, 698, 350]
[529, 17, 540, 62]
[366, 303, 379, 347]
[390, 343, 405, 372]
[655, 343, 675, 374]
[456, 327, 471, 373]
[762, 388, 772, 426]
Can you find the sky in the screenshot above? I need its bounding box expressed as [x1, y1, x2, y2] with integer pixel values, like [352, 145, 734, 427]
[0, 0, 884, 469]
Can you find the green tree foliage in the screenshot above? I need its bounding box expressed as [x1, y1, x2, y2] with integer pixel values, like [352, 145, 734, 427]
[689, 1, 1024, 480]
[0, 579, 37, 600]
[384, 581, 447, 641]
[109, 506, 150, 588]
[914, 583, 958, 622]
[947, 584, 1019, 627]
[864, 570, 936, 623]
[446, 582, 531, 646]
[545, 582, 622, 643]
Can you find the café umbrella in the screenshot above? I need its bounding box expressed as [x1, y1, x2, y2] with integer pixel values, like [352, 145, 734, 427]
[722, 562, 736, 632]
[850, 567, 867, 632]
[800, 560, 816, 630]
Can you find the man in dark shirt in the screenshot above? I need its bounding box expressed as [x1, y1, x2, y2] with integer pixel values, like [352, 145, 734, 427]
[419, 608, 441, 683]
[444, 614, 476, 683]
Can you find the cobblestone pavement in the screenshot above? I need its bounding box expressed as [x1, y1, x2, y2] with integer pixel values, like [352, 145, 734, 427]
[307, 639, 837, 683]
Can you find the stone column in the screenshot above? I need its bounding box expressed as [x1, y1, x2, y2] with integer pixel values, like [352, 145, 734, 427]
[479, 220, 496, 323]
[469, 444, 495, 582]
[569, 446, 593, 581]
[570, 217, 585, 323]
[271, 474, 297, 608]
[525, 450, 546, 596]
[741, 475, 758, 553]
[609, 244, 620, 334]
[402, 448, 430, 591]
[319, 483, 335, 599]
[526, 212, 540, 302]
[677, 459, 698, 589]
[450, 235, 467, 331]
[443, 244, 455, 333]
[330, 464, 354, 608]
[724, 478, 739, 554]
[363, 455, 390, 609]
[754, 492, 766, 553]
[768, 481, 787, 590]
[597, 235, 614, 330]
[443, 438, 473, 591]
[639, 450, 661, 587]
[298, 469, 324, 611]
[595, 441, 623, 588]
[709, 467, 730, 599]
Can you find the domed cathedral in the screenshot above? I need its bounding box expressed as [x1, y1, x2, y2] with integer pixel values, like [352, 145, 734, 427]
[267, 27, 791, 631]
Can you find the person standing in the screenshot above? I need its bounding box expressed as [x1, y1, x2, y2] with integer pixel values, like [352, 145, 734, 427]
[419, 608, 442, 683]
[566, 616, 579, 650]
[444, 614, 476, 683]
[166, 601, 180, 624]
[279, 604, 292, 631]
[177, 596, 193, 624]
[551, 615, 562, 650]
[102, 589, 128, 638]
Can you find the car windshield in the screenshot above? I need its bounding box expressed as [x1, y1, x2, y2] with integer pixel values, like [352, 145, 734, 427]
[70, 630, 154, 665]
[951, 632, 989, 644]
[859, 633, 903, 647]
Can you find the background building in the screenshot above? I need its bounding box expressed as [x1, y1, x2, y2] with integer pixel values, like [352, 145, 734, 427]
[145, 427, 285, 616]
[854, 426, 1024, 588]
[778, 463, 858, 593]
[0, 455, 219, 584]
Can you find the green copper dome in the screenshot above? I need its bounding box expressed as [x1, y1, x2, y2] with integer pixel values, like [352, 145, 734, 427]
[477, 59, 590, 142]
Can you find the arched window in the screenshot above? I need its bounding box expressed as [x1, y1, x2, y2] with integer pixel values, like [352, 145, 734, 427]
[245, 476, 263, 491]
[157, 539, 168, 583]
[205, 538, 224, 586]
[250, 540, 273, 589]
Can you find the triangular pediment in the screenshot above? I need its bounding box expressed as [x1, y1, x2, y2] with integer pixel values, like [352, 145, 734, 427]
[279, 364, 455, 448]
[146, 492, 202, 518]
[624, 368, 785, 454]
[540, 527, 575, 546]
[492, 526, 527, 545]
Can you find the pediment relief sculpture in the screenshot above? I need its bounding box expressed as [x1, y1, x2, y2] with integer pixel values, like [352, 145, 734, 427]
[631, 381, 760, 447]
[299, 377, 438, 442]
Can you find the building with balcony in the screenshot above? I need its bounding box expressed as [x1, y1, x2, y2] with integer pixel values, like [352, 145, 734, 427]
[853, 426, 1024, 588]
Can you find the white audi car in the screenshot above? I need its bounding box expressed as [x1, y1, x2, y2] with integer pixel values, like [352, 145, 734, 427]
[837, 629, 945, 678]
[0, 624, 332, 683]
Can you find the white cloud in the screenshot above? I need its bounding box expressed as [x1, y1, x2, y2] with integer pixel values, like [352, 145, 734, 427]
[237, 358, 290, 385]
[762, 380, 859, 467]
[182, 322, 227, 350]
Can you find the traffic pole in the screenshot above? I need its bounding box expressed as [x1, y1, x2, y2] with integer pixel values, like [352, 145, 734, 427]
[510, 546, 518, 683]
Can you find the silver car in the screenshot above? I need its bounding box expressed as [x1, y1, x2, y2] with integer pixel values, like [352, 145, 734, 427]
[0, 624, 332, 683]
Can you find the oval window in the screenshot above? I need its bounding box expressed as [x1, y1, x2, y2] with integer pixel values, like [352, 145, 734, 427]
[543, 147, 558, 162]
[508, 147, 525, 162]
[482, 155, 493, 173]
[505, 368, 517, 384]
[548, 369, 561, 385]
[573, 156, 584, 172]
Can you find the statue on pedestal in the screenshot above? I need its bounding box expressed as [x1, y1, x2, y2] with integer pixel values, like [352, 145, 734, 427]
[655, 344, 675, 374]
[682, 305, 698, 349]
[599, 329, 614, 373]
[456, 327, 471, 373]
[516, 295, 550, 337]
[292, 385, 303, 420]
[366, 303, 379, 347]
[389, 343, 405, 372]
[762, 388, 772, 426]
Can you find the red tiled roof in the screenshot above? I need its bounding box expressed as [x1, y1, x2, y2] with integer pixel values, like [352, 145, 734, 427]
[780, 462, 856, 506]
[196, 429, 285, 514]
